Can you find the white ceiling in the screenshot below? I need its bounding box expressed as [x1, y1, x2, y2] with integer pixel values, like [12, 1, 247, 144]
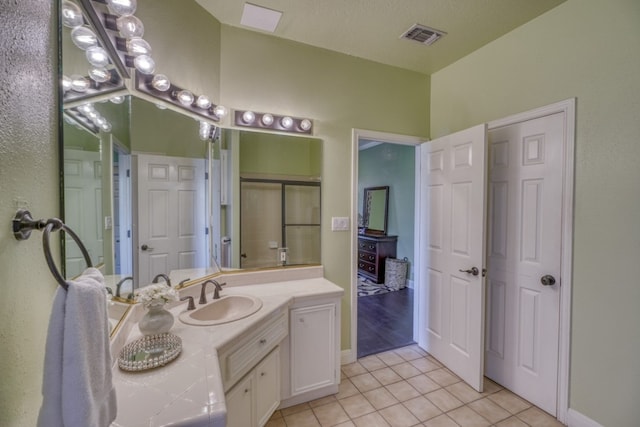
[195, 0, 565, 75]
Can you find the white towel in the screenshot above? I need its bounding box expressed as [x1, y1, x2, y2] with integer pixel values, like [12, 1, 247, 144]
[38, 268, 117, 427]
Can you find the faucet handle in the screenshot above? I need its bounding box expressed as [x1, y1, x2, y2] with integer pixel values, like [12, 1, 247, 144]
[177, 278, 191, 289]
[180, 296, 195, 311]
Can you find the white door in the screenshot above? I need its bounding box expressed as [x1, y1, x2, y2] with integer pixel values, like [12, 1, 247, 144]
[136, 154, 206, 285]
[64, 148, 103, 277]
[485, 113, 564, 415]
[418, 124, 487, 391]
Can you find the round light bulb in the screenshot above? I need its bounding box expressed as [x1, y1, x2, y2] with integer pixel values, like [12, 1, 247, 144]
[107, 0, 137, 16]
[110, 95, 125, 104]
[70, 75, 90, 92]
[176, 90, 194, 106]
[196, 95, 211, 109]
[151, 74, 171, 91]
[242, 111, 255, 124]
[78, 103, 94, 114]
[62, 1, 84, 28]
[95, 116, 107, 126]
[86, 46, 110, 67]
[61, 75, 72, 92]
[261, 113, 274, 126]
[213, 105, 228, 118]
[280, 116, 294, 129]
[126, 37, 151, 56]
[71, 26, 97, 50]
[116, 15, 144, 38]
[155, 103, 167, 110]
[101, 122, 112, 132]
[88, 67, 111, 83]
[133, 55, 155, 74]
[299, 119, 312, 131]
[199, 121, 212, 140]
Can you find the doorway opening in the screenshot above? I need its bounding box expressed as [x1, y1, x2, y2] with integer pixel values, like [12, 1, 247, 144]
[352, 130, 423, 358]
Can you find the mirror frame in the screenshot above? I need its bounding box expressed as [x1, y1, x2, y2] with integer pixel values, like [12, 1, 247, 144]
[362, 186, 389, 236]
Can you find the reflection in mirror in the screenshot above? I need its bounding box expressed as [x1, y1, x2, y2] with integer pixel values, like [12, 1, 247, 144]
[362, 186, 389, 235]
[215, 129, 322, 270]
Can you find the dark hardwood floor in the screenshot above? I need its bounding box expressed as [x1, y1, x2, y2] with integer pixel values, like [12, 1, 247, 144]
[357, 287, 414, 358]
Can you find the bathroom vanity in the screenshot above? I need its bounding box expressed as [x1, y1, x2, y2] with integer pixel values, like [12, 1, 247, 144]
[109, 266, 343, 427]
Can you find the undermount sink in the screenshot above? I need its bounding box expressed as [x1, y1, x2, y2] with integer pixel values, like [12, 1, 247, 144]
[179, 295, 263, 326]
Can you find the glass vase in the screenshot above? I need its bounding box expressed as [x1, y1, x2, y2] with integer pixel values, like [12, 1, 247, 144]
[139, 301, 174, 335]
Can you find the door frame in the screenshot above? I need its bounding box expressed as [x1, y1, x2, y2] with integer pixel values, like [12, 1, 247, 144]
[349, 129, 425, 363]
[486, 98, 575, 423]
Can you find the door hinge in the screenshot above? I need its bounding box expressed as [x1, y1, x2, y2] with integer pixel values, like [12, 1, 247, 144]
[126, 169, 130, 178]
[127, 230, 131, 238]
[205, 227, 209, 235]
[205, 172, 209, 180]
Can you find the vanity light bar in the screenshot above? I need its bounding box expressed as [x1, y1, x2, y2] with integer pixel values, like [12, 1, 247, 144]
[135, 73, 224, 122]
[233, 110, 313, 135]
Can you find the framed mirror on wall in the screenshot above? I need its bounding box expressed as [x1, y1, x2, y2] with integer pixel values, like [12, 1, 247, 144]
[362, 186, 389, 235]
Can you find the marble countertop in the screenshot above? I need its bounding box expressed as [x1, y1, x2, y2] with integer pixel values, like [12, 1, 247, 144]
[109, 267, 343, 427]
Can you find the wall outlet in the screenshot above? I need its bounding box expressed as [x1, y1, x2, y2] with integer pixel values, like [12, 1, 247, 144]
[331, 216, 350, 231]
[278, 247, 288, 264]
[104, 216, 112, 230]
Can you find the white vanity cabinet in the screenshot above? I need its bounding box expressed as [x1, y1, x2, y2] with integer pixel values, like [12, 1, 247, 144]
[280, 296, 341, 408]
[226, 347, 280, 427]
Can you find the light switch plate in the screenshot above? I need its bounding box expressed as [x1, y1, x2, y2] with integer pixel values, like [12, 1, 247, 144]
[331, 216, 350, 231]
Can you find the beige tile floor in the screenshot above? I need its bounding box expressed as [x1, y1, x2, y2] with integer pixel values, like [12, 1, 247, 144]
[267, 344, 565, 427]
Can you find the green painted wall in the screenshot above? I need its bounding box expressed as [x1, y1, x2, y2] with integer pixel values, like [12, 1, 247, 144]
[0, 2, 58, 426]
[359, 144, 416, 279]
[239, 131, 321, 177]
[220, 25, 429, 348]
[430, 0, 640, 424]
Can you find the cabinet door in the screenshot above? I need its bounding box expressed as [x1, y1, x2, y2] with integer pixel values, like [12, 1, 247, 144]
[256, 348, 280, 426]
[290, 304, 336, 395]
[226, 374, 254, 427]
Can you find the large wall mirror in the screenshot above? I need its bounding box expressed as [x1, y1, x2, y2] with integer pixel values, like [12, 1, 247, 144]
[59, 0, 322, 302]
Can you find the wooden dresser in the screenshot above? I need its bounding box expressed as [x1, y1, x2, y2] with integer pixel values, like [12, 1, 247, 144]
[357, 234, 398, 284]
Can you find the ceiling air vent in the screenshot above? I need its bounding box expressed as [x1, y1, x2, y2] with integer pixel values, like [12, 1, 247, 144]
[401, 24, 446, 46]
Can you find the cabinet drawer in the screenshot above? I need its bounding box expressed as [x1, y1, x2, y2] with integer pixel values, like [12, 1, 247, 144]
[358, 240, 377, 252]
[220, 309, 288, 391]
[358, 251, 376, 263]
[358, 261, 376, 274]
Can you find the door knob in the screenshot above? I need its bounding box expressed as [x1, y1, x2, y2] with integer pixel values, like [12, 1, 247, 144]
[541, 275, 556, 286]
[141, 244, 153, 251]
[459, 267, 479, 276]
[240, 253, 247, 258]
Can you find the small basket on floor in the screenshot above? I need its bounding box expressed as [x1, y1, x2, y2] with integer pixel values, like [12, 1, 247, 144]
[385, 257, 408, 290]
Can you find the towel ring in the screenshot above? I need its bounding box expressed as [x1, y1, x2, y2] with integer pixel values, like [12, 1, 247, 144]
[13, 209, 93, 290]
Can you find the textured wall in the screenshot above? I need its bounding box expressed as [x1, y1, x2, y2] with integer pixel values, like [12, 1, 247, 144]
[0, 1, 59, 426]
[430, 0, 640, 424]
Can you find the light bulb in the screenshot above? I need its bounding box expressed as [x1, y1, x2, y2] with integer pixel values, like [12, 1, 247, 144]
[151, 74, 171, 91]
[107, 0, 137, 16]
[110, 95, 125, 104]
[70, 75, 90, 92]
[78, 103, 94, 114]
[70, 26, 98, 50]
[199, 121, 212, 140]
[88, 67, 111, 83]
[299, 119, 312, 131]
[61, 75, 72, 92]
[95, 117, 107, 126]
[242, 111, 255, 124]
[126, 37, 151, 56]
[101, 122, 112, 132]
[196, 95, 211, 109]
[62, 1, 84, 28]
[176, 90, 194, 106]
[155, 103, 167, 110]
[116, 15, 144, 38]
[86, 46, 110, 67]
[280, 116, 294, 129]
[213, 105, 228, 118]
[261, 113, 274, 126]
[133, 55, 155, 74]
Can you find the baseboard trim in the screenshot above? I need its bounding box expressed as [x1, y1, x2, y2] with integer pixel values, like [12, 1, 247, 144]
[567, 409, 604, 427]
[341, 349, 356, 365]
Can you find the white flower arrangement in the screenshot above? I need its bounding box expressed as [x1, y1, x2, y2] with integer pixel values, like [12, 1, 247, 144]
[135, 283, 179, 308]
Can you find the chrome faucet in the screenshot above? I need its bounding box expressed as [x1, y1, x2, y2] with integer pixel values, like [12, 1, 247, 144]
[199, 280, 225, 304]
[152, 273, 172, 288]
[115, 276, 133, 298]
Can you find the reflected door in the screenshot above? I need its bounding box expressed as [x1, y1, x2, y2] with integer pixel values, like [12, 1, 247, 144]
[136, 154, 206, 285]
[240, 181, 282, 269]
[284, 184, 321, 265]
[64, 148, 103, 277]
